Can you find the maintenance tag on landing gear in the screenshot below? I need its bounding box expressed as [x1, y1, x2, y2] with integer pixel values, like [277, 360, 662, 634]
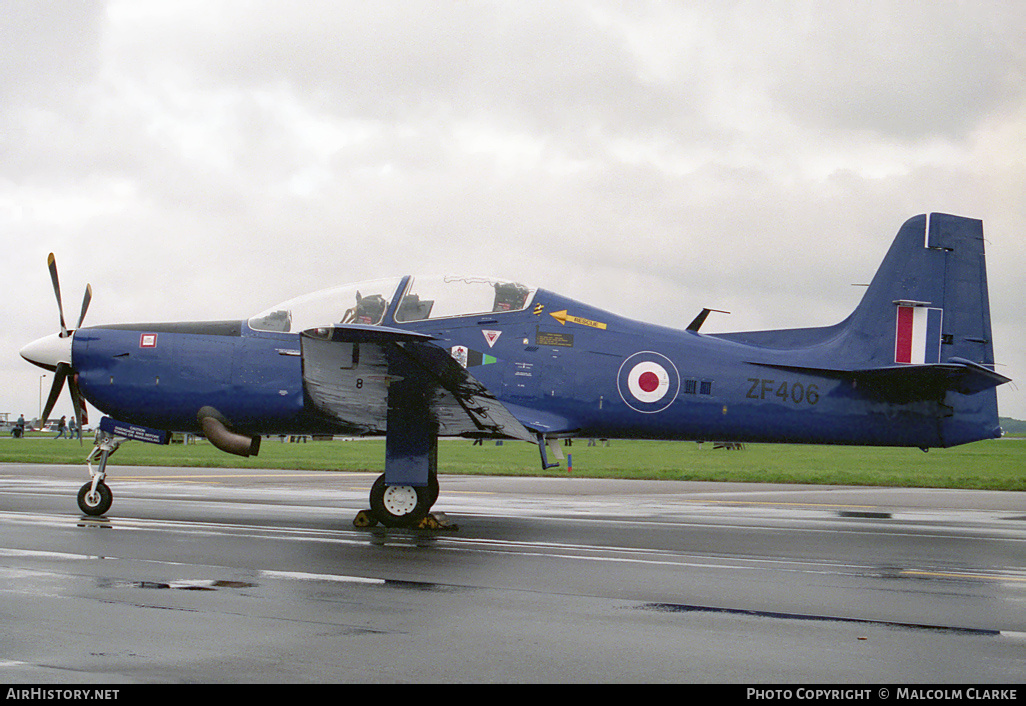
[98, 416, 171, 445]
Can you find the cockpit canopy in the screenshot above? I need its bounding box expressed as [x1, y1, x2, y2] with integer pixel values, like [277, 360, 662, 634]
[247, 276, 536, 334]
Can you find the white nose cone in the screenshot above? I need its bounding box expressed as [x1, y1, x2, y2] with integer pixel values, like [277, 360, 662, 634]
[20, 333, 73, 371]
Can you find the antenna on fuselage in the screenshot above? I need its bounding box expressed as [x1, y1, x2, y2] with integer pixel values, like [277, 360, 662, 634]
[686, 308, 730, 333]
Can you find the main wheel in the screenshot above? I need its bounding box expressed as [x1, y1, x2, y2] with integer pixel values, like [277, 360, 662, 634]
[369, 474, 434, 528]
[78, 481, 113, 516]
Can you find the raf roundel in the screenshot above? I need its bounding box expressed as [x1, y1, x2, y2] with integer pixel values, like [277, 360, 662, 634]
[617, 352, 680, 413]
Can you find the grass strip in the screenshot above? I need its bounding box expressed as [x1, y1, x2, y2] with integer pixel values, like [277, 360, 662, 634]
[2, 435, 1023, 491]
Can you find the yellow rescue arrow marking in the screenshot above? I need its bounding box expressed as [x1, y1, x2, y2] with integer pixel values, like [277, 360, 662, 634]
[550, 310, 607, 330]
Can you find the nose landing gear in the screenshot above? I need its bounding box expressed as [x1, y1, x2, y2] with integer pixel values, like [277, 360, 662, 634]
[78, 429, 125, 516]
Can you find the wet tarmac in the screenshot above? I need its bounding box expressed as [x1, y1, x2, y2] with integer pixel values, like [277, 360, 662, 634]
[1, 463, 1024, 683]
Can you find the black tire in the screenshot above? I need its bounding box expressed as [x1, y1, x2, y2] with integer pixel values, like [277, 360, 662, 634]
[78, 481, 113, 516]
[369, 474, 433, 528]
[427, 473, 440, 507]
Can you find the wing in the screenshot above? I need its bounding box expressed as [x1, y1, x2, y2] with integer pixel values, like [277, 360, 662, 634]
[300, 324, 535, 442]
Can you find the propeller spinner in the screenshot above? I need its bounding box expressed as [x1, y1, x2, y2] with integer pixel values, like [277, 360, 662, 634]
[20, 253, 92, 438]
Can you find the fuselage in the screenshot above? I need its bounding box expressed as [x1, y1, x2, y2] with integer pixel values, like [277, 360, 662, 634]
[64, 276, 999, 449]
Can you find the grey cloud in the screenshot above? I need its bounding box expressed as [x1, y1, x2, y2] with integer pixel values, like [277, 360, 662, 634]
[764, 3, 1022, 140]
[0, 0, 104, 104]
[1, 1, 1024, 420]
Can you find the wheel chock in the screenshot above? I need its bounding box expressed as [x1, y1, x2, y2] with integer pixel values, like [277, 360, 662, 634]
[417, 515, 439, 530]
[418, 512, 458, 531]
[354, 509, 458, 530]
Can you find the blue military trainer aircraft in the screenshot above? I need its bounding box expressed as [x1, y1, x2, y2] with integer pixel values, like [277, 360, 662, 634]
[21, 213, 1010, 527]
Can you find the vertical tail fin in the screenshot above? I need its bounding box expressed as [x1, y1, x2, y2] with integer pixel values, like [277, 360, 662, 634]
[844, 213, 1006, 444]
[837, 213, 997, 369]
[714, 213, 1007, 446]
[847, 213, 997, 369]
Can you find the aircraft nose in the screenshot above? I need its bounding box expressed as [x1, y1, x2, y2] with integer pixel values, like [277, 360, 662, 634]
[20, 332, 73, 372]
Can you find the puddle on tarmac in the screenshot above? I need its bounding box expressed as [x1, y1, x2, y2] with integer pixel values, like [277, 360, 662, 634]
[118, 579, 259, 591]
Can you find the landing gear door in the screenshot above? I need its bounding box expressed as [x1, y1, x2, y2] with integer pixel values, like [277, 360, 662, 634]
[301, 332, 390, 434]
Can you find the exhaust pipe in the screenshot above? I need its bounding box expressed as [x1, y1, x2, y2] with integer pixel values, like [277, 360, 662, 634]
[197, 406, 261, 457]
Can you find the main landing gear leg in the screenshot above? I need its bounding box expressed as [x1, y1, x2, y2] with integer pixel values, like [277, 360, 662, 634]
[78, 430, 124, 516]
[352, 359, 457, 530]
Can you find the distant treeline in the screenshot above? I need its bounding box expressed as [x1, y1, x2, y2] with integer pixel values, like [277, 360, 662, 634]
[1000, 417, 1026, 435]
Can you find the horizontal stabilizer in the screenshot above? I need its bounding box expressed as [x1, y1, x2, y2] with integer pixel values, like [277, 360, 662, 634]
[751, 359, 1010, 403]
[851, 358, 1011, 399]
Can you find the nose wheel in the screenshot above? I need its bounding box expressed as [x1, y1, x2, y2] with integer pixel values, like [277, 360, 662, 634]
[77, 481, 113, 516]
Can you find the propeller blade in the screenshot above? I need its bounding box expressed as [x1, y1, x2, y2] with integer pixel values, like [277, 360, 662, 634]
[47, 253, 69, 338]
[40, 363, 69, 425]
[69, 375, 88, 426]
[39, 255, 91, 441]
[69, 375, 87, 445]
[76, 284, 92, 330]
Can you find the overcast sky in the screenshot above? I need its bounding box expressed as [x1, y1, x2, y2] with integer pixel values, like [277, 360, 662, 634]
[3, 0, 1024, 425]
